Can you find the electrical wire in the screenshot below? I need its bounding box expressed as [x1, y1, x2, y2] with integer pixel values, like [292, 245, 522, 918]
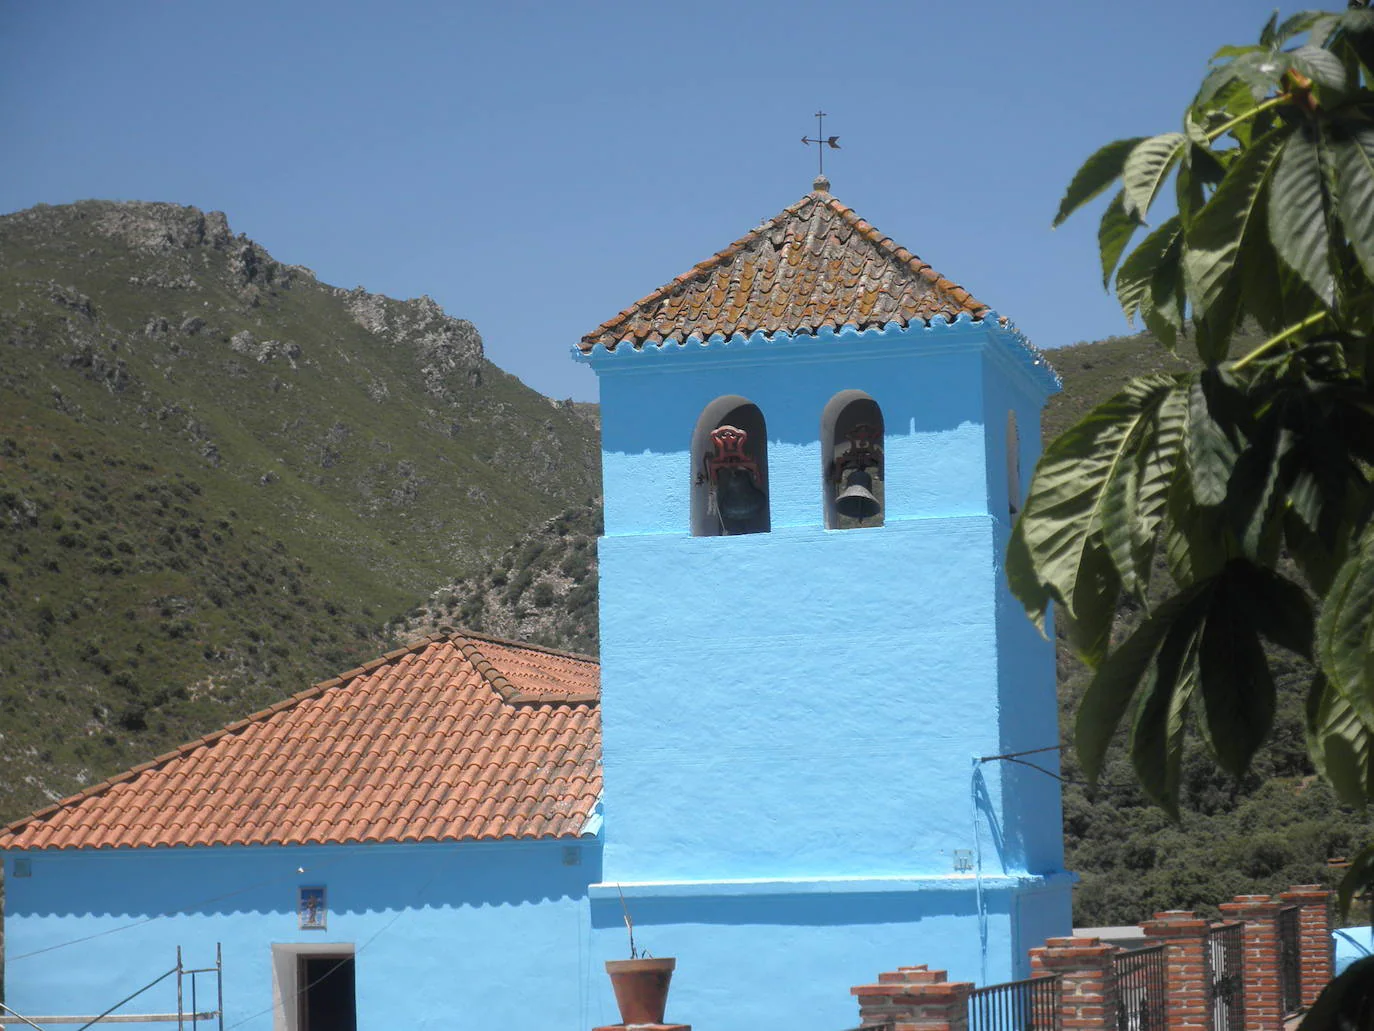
[223, 852, 447, 1030]
[6, 851, 357, 963]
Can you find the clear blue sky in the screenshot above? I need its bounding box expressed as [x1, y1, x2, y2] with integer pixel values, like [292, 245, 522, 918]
[2, 1, 1282, 401]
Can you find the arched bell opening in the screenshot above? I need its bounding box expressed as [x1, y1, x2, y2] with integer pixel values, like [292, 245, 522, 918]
[1006, 410, 1021, 518]
[821, 391, 884, 529]
[691, 396, 770, 537]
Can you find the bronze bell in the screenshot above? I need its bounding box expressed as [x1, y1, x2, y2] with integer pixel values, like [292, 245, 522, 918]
[716, 466, 767, 524]
[835, 468, 880, 521]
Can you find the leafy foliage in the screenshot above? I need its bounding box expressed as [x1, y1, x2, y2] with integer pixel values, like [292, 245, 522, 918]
[1014, 7, 1374, 1008]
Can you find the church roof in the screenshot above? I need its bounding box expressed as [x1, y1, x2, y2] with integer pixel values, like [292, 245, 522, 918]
[0, 632, 601, 851]
[579, 183, 990, 352]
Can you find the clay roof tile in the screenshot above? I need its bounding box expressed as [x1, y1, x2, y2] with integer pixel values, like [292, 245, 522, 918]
[0, 630, 601, 852]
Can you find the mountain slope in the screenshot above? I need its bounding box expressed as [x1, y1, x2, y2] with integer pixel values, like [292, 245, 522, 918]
[0, 200, 599, 820]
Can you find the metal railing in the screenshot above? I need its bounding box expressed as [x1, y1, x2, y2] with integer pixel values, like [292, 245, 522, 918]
[968, 975, 1061, 1031]
[1205, 923, 1245, 1031]
[1112, 943, 1167, 1031]
[1278, 905, 1303, 1016]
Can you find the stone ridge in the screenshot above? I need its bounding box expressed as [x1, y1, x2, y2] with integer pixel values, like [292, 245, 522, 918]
[579, 189, 990, 352]
[0, 629, 601, 850]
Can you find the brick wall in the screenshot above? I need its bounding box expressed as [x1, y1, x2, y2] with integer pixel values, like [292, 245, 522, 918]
[838, 885, 1337, 1031]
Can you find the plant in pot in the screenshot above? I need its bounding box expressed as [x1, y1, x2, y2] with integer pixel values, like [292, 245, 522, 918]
[605, 886, 676, 1026]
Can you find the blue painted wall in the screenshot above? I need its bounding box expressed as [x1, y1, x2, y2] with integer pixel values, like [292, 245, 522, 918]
[583, 318, 1070, 1009]
[585, 875, 1072, 1028]
[3, 840, 607, 1030]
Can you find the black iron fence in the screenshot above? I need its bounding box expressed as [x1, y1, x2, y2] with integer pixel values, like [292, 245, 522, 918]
[1111, 943, 1167, 1031]
[1278, 904, 1302, 1016]
[1205, 923, 1245, 1031]
[968, 974, 1061, 1031]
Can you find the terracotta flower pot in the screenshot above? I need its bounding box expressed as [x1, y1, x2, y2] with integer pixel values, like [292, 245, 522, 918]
[605, 956, 676, 1025]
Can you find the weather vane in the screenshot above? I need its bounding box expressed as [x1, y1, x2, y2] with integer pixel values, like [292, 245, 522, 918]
[801, 110, 840, 178]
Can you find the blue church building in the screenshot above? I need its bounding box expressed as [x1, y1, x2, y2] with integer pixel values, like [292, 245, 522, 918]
[1, 178, 1069, 1030]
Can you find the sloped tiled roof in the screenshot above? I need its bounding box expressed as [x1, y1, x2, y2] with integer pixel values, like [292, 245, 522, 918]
[579, 183, 990, 352]
[0, 631, 600, 851]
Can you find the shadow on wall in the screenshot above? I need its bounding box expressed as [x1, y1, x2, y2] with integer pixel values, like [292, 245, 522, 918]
[590, 885, 1014, 932]
[598, 338, 981, 454]
[7, 839, 603, 919]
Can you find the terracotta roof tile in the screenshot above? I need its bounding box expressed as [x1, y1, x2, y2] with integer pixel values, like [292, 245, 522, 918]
[580, 187, 990, 352]
[0, 631, 601, 852]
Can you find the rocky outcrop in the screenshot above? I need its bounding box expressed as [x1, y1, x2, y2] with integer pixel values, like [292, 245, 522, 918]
[92, 202, 233, 253]
[340, 288, 484, 398]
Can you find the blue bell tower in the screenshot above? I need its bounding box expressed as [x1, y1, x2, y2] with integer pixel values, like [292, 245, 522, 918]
[577, 178, 1071, 1031]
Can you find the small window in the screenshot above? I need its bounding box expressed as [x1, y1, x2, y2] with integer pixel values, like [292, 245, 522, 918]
[1007, 410, 1021, 517]
[822, 391, 884, 529]
[692, 396, 770, 536]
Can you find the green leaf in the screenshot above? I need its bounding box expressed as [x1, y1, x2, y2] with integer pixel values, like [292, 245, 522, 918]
[1130, 605, 1205, 816]
[1258, 11, 1278, 48]
[1059, 537, 1120, 664]
[1285, 506, 1349, 596]
[1316, 521, 1374, 728]
[1196, 64, 1270, 121]
[1233, 562, 1313, 659]
[1226, 428, 1287, 564]
[1117, 217, 1183, 326]
[1273, 11, 1321, 46]
[1187, 372, 1239, 506]
[1212, 43, 1260, 61]
[1008, 376, 1178, 663]
[1101, 381, 1187, 595]
[1306, 672, 1374, 806]
[1289, 43, 1350, 92]
[1143, 229, 1187, 349]
[1164, 465, 1231, 586]
[1197, 567, 1277, 777]
[1184, 127, 1288, 319]
[1268, 125, 1337, 306]
[1229, 49, 1293, 100]
[1076, 581, 1208, 787]
[1098, 192, 1138, 289]
[1122, 133, 1186, 221]
[1055, 138, 1146, 228]
[1332, 122, 1374, 286]
[1006, 518, 1053, 633]
[1338, 844, 1374, 919]
[1238, 199, 1300, 335]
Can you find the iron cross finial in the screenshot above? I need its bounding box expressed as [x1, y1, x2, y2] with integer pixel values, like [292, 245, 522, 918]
[801, 110, 840, 184]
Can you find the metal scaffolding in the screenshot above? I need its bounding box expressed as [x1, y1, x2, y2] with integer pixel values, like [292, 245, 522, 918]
[0, 944, 222, 1030]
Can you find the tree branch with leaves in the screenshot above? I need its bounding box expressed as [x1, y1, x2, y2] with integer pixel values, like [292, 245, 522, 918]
[1008, 7, 1374, 1020]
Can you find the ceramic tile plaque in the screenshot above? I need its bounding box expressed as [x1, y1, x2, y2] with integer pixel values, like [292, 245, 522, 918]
[298, 886, 326, 930]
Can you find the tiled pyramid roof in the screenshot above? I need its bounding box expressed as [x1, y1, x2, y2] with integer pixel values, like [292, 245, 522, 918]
[0, 631, 600, 851]
[579, 184, 990, 352]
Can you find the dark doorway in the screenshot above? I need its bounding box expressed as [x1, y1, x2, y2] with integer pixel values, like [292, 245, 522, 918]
[298, 955, 356, 1031]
